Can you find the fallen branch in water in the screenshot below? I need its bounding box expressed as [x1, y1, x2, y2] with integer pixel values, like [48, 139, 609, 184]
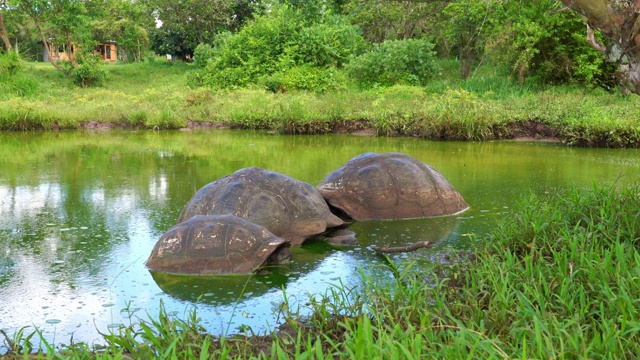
[371, 240, 432, 253]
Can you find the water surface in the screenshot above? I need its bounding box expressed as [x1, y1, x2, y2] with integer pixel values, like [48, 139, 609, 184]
[1, 130, 638, 346]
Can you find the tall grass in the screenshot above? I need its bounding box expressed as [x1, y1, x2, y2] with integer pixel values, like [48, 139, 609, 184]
[266, 182, 640, 358]
[1, 60, 640, 147]
[3, 182, 637, 358]
[443, 181, 640, 357]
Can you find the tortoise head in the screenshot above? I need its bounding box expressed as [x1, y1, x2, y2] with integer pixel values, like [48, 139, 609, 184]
[266, 244, 292, 264]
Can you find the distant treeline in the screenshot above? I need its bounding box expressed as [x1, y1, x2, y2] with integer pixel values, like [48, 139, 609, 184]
[0, 1, 618, 91]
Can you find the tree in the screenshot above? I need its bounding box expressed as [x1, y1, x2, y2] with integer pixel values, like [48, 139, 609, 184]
[0, 0, 12, 51]
[560, 0, 640, 95]
[15, 0, 85, 73]
[344, 0, 448, 43]
[436, 0, 614, 88]
[145, 0, 247, 57]
[149, 26, 193, 59]
[442, 0, 496, 79]
[14, 0, 107, 86]
[88, 0, 153, 62]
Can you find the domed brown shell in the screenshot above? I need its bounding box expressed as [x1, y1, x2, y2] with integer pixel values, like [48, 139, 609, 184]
[177, 167, 343, 246]
[145, 214, 290, 275]
[317, 152, 469, 220]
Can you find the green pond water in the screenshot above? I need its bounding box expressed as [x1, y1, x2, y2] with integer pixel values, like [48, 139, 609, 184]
[1, 129, 639, 346]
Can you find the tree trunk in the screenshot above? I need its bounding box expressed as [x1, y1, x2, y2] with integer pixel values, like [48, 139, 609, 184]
[33, 18, 70, 76]
[63, 29, 78, 67]
[459, 44, 473, 79]
[560, 0, 640, 95]
[0, 10, 11, 52]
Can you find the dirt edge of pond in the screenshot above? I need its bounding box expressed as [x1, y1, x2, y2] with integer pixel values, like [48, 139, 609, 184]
[74, 119, 566, 143]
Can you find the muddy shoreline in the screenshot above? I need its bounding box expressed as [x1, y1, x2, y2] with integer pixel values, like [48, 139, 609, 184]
[77, 119, 562, 143]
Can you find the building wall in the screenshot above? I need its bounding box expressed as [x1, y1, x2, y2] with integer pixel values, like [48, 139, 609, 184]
[42, 42, 117, 62]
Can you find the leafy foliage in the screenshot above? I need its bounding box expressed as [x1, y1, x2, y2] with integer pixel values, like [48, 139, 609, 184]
[347, 39, 439, 87]
[147, 0, 251, 58]
[259, 65, 348, 93]
[189, 6, 363, 91]
[67, 52, 107, 87]
[527, 10, 617, 89]
[150, 26, 195, 60]
[0, 49, 23, 76]
[89, 0, 152, 62]
[289, 18, 365, 68]
[0, 50, 37, 97]
[343, 0, 446, 43]
[441, 0, 505, 79]
[439, 0, 617, 89]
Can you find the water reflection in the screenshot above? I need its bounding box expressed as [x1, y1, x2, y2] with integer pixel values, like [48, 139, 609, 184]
[148, 241, 335, 304]
[0, 130, 639, 347]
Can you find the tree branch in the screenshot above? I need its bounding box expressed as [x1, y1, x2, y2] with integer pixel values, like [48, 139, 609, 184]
[372, 241, 432, 253]
[35, 19, 70, 76]
[586, 23, 606, 54]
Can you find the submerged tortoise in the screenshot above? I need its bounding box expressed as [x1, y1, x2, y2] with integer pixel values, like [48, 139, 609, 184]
[317, 152, 469, 220]
[145, 214, 292, 275]
[177, 167, 344, 246]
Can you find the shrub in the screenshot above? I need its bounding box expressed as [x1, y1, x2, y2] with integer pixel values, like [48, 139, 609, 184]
[347, 39, 439, 88]
[70, 53, 108, 87]
[287, 17, 365, 68]
[485, 4, 617, 89]
[193, 8, 299, 89]
[187, 7, 365, 90]
[0, 51, 24, 77]
[259, 65, 347, 93]
[5, 74, 39, 97]
[192, 43, 215, 68]
[529, 11, 617, 90]
[0, 52, 37, 98]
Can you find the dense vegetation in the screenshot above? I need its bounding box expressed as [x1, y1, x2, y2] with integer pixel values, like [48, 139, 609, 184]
[1, 57, 640, 147]
[2, 182, 638, 358]
[2, 1, 639, 148]
[0, 0, 623, 90]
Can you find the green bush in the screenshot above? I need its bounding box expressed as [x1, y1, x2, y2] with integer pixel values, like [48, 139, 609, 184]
[188, 7, 365, 90]
[192, 43, 214, 68]
[287, 17, 365, 68]
[347, 39, 439, 88]
[0, 52, 37, 98]
[0, 51, 24, 77]
[529, 11, 617, 89]
[259, 65, 347, 93]
[192, 8, 298, 89]
[70, 53, 108, 87]
[484, 3, 617, 89]
[5, 74, 39, 97]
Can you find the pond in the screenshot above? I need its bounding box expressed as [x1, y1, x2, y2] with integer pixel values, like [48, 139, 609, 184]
[1, 130, 639, 347]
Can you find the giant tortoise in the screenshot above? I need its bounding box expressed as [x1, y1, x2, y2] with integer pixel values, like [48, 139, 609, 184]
[177, 167, 344, 246]
[145, 214, 292, 275]
[317, 152, 468, 220]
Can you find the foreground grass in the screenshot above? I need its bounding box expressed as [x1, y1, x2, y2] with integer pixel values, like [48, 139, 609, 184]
[1, 60, 640, 147]
[2, 182, 639, 358]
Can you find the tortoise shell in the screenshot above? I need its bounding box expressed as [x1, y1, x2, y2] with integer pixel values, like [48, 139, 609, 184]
[177, 167, 343, 246]
[145, 214, 291, 275]
[317, 152, 468, 220]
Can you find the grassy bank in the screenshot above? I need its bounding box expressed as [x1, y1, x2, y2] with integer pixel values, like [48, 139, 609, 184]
[2, 182, 638, 359]
[1, 60, 640, 147]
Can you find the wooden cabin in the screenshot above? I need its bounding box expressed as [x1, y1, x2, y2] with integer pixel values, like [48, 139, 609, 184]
[94, 41, 117, 62]
[42, 41, 117, 62]
[43, 42, 77, 62]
